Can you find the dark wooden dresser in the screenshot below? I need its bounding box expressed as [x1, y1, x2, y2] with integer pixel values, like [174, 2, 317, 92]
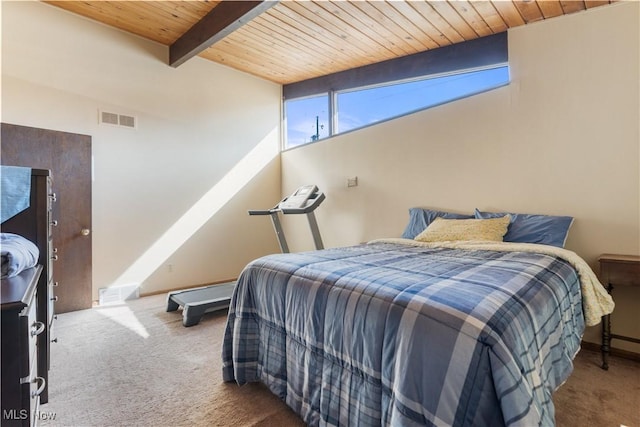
[1, 169, 56, 425]
[1, 266, 44, 426]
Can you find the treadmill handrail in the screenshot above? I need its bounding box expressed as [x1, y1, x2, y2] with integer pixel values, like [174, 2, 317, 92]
[248, 209, 274, 215]
[248, 187, 324, 253]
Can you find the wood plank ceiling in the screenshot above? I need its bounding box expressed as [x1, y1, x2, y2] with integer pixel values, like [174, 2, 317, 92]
[44, 1, 617, 85]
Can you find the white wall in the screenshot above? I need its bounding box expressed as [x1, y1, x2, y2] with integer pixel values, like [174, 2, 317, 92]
[1, 1, 282, 299]
[281, 2, 640, 350]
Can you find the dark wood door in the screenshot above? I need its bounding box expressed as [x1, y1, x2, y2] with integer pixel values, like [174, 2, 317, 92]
[1, 123, 92, 313]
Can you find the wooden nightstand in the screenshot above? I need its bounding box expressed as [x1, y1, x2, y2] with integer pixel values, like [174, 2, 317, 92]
[598, 254, 640, 370]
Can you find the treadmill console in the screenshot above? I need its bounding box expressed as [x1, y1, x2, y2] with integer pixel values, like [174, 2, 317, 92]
[279, 185, 324, 213]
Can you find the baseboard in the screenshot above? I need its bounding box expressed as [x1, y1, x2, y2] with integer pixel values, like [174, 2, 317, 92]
[139, 278, 238, 298]
[91, 279, 238, 306]
[582, 341, 640, 362]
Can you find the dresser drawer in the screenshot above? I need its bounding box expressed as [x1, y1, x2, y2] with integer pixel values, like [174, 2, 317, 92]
[49, 315, 57, 347]
[601, 262, 640, 286]
[24, 356, 44, 427]
[20, 301, 43, 379]
[48, 239, 56, 282]
[48, 280, 57, 326]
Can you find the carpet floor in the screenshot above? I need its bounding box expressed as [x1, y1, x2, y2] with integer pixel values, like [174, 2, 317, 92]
[39, 294, 639, 427]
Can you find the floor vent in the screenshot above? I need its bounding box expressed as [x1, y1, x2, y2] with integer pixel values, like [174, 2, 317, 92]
[99, 110, 137, 129]
[98, 284, 140, 305]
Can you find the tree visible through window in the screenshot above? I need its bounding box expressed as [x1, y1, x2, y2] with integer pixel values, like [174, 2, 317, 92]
[284, 65, 509, 149]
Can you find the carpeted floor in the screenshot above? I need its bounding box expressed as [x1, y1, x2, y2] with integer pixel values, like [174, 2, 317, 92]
[40, 294, 639, 427]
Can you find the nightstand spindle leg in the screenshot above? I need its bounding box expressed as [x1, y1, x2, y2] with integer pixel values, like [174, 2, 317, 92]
[601, 283, 613, 370]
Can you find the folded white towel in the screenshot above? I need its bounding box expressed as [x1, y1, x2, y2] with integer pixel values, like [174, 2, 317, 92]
[1, 232, 39, 278]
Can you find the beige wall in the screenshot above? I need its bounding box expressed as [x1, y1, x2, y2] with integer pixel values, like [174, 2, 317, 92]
[1, 1, 282, 299]
[2, 1, 638, 351]
[281, 2, 640, 350]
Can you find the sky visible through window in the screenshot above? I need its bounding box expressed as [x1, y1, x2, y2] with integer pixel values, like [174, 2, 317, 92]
[285, 66, 509, 148]
[285, 95, 330, 147]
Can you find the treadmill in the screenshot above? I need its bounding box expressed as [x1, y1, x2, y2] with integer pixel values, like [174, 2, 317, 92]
[167, 185, 325, 326]
[166, 282, 236, 327]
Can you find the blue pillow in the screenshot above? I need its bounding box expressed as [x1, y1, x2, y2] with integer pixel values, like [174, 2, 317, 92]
[474, 209, 574, 248]
[401, 208, 473, 239]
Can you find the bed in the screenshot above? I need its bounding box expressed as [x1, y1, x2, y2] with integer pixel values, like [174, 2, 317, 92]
[222, 209, 614, 427]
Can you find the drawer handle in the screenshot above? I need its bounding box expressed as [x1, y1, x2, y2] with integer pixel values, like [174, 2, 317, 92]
[51, 254, 59, 261]
[51, 338, 58, 343]
[31, 377, 46, 398]
[50, 193, 57, 202]
[50, 220, 58, 227]
[53, 281, 59, 287]
[31, 321, 45, 337]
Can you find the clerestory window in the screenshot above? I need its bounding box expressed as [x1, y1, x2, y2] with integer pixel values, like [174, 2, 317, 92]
[335, 66, 509, 134]
[283, 33, 509, 150]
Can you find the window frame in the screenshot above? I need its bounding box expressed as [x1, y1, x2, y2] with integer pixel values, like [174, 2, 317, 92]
[332, 64, 510, 135]
[283, 93, 332, 148]
[283, 32, 508, 151]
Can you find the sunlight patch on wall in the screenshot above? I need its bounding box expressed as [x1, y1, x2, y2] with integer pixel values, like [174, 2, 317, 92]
[111, 127, 279, 289]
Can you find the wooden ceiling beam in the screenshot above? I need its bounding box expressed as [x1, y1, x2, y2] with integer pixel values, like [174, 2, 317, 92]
[169, 1, 278, 68]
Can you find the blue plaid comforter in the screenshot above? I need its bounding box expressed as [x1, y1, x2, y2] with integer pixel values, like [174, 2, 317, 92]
[222, 242, 585, 426]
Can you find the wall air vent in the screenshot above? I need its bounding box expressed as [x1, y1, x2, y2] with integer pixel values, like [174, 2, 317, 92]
[98, 284, 140, 305]
[100, 111, 119, 125]
[118, 114, 136, 128]
[99, 110, 137, 129]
